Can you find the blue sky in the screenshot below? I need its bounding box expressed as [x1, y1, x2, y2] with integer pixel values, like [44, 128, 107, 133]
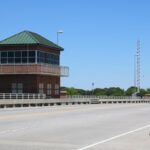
[0, 0, 150, 90]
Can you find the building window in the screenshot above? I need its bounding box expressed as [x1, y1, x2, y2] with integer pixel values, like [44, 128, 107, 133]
[0, 50, 59, 65]
[12, 83, 17, 93]
[18, 83, 23, 93]
[12, 83, 23, 93]
[28, 51, 35, 63]
[1, 52, 7, 64]
[37, 51, 59, 65]
[39, 83, 44, 94]
[47, 84, 51, 95]
[22, 51, 28, 63]
[0, 50, 36, 64]
[55, 84, 59, 95]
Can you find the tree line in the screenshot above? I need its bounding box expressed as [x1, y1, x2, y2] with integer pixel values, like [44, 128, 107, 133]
[61, 86, 150, 97]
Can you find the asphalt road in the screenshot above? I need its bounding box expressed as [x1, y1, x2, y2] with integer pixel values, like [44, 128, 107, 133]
[0, 104, 150, 150]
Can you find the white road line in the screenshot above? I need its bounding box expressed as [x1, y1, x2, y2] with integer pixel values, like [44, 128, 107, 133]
[77, 124, 150, 150]
[0, 131, 9, 134]
[0, 126, 33, 135]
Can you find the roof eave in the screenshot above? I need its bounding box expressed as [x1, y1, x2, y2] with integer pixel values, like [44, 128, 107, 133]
[0, 43, 36, 46]
[0, 43, 64, 51]
[38, 44, 64, 51]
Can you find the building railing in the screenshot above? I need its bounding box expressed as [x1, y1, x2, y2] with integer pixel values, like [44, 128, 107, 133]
[67, 95, 149, 99]
[0, 94, 149, 100]
[0, 64, 69, 77]
[0, 93, 46, 99]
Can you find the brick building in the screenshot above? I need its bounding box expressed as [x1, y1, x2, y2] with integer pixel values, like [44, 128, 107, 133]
[0, 31, 69, 98]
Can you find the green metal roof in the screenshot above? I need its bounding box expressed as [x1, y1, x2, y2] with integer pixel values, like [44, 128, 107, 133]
[0, 30, 64, 51]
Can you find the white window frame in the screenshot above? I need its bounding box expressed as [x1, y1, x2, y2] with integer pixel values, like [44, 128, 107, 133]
[12, 83, 23, 93]
[39, 83, 44, 94]
[55, 84, 59, 95]
[47, 83, 52, 95]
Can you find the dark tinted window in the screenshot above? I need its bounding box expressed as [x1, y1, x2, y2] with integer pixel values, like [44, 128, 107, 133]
[22, 51, 27, 57]
[22, 58, 27, 63]
[40, 52, 44, 57]
[15, 51, 21, 57]
[8, 52, 14, 57]
[37, 51, 59, 65]
[1, 52, 7, 57]
[0, 50, 59, 65]
[29, 58, 35, 63]
[1, 58, 7, 63]
[15, 58, 21, 63]
[29, 51, 35, 57]
[8, 58, 14, 63]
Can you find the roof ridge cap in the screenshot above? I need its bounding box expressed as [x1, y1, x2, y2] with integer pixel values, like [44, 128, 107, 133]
[26, 31, 39, 44]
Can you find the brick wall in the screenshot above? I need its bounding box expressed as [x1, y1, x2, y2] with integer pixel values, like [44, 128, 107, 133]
[0, 75, 60, 98]
[0, 44, 62, 98]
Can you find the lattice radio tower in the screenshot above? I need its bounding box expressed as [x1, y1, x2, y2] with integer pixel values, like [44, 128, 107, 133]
[137, 40, 140, 93]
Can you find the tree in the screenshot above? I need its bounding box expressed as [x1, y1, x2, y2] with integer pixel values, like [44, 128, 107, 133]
[93, 88, 106, 95]
[106, 87, 124, 96]
[146, 88, 150, 94]
[137, 89, 146, 97]
[125, 86, 136, 96]
[61, 86, 148, 96]
[60, 87, 79, 95]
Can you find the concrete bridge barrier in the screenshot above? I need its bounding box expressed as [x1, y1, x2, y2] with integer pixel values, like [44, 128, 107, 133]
[0, 94, 150, 109]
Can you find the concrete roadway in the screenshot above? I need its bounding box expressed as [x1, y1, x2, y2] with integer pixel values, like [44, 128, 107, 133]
[0, 104, 150, 150]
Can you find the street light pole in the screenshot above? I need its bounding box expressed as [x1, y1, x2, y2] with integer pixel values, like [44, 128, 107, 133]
[57, 30, 63, 45]
[92, 82, 94, 96]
